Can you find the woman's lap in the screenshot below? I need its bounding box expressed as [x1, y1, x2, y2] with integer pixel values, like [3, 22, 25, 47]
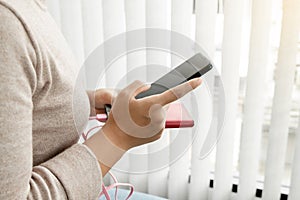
[99, 188, 167, 200]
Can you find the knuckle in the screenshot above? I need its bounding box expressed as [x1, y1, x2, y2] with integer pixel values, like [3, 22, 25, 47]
[189, 81, 198, 89]
[133, 80, 143, 86]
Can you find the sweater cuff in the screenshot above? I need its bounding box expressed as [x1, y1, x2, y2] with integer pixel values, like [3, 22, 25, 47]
[41, 144, 102, 200]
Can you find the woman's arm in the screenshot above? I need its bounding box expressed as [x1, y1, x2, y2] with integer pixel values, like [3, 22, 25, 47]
[0, 5, 102, 199]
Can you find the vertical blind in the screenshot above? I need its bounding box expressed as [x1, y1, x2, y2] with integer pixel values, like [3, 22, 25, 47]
[263, 0, 300, 199]
[46, 0, 300, 199]
[237, 0, 273, 199]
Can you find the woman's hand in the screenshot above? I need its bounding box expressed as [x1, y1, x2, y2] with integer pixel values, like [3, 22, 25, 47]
[85, 78, 202, 175]
[102, 78, 202, 151]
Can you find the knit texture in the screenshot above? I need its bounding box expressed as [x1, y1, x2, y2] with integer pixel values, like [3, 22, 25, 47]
[0, 0, 102, 199]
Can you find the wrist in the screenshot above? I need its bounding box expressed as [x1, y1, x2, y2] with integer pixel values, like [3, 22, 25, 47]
[84, 128, 127, 175]
[102, 123, 132, 151]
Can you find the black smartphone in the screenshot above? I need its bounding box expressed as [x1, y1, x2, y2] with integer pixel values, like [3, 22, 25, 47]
[135, 53, 212, 98]
[105, 52, 213, 114]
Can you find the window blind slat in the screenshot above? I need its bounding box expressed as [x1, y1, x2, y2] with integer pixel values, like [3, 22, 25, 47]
[148, 135, 170, 198]
[263, 0, 300, 199]
[102, 0, 127, 88]
[212, 0, 246, 199]
[145, 0, 170, 29]
[124, 0, 146, 80]
[194, 0, 217, 57]
[59, 0, 85, 64]
[81, 0, 105, 89]
[237, 0, 273, 199]
[169, 1, 194, 200]
[189, 1, 217, 199]
[124, 0, 148, 193]
[81, 0, 104, 57]
[289, 113, 300, 200]
[189, 84, 214, 200]
[145, 0, 170, 197]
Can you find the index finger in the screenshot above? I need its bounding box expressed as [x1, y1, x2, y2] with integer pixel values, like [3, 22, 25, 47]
[155, 78, 202, 106]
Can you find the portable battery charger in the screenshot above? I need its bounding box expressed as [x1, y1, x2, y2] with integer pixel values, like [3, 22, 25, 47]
[94, 102, 194, 128]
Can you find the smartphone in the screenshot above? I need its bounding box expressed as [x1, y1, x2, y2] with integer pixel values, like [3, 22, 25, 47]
[105, 52, 213, 115]
[135, 53, 212, 99]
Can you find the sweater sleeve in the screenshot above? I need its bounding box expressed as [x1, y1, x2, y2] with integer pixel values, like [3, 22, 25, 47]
[0, 4, 102, 200]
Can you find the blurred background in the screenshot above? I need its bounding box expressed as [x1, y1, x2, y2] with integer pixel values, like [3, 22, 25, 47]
[46, 0, 300, 199]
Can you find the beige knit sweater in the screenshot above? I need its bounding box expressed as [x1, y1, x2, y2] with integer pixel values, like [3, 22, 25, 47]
[0, 0, 102, 199]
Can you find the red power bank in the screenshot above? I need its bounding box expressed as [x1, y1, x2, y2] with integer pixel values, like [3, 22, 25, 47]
[165, 103, 194, 128]
[95, 102, 194, 128]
